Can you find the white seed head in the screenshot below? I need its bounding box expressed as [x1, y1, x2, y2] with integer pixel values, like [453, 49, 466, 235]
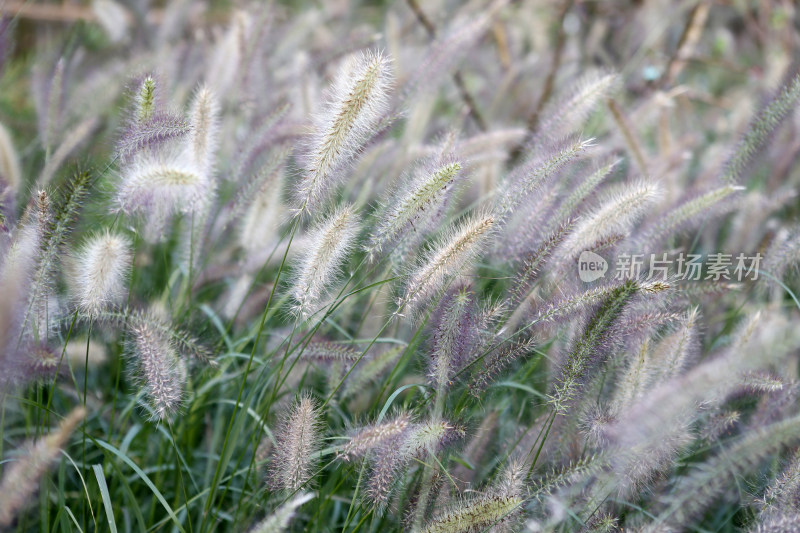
[116, 153, 214, 219]
[560, 179, 659, 260]
[269, 396, 323, 492]
[186, 85, 219, 178]
[295, 51, 392, 215]
[0, 407, 86, 528]
[292, 204, 359, 319]
[400, 213, 494, 316]
[72, 231, 132, 315]
[0, 121, 21, 193]
[250, 492, 314, 533]
[367, 160, 462, 260]
[131, 322, 186, 421]
[239, 166, 286, 254]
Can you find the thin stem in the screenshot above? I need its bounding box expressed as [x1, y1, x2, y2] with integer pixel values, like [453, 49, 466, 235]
[200, 216, 300, 532]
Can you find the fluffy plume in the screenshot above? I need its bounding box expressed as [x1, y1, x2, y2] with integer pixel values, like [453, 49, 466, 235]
[543, 159, 618, 235]
[116, 154, 212, 220]
[26, 172, 91, 339]
[367, 159, 462, 260]
[602, 312, 789, 499]
[549, 279, 644, 412]
[0, 120, 21, 194]
[186, 86, 219, 178]
[538, 70, 621, 139]
[649, 414, 800, 530]
[612, 307, 699, 411]
[758, 450, 800, 519]
[648, 307, 699, 381]
[83, 306, 212, 364]
[116, 79, 218, 227]
[495, 137, 592, 219]
[0, 220, 44, 392]
[420, 495, 523, 533]
[366, 419, 465, 508]
[339, 412, 412, 461]
[249, 492, 314, 533]
[269, 396, 323, 492]
[559, 180, 659, 261]
[116, 111, 191, 162]
[0, 407, 86, 528]
[291, 204, 359, 319]
[469, 339, 537, 398]
[295, 51, 392, 214]
[428, 283, 481, 391]
[636, 185, 743, 248]
[71, 231, 131, 315]
[750, 513, 800, 533]
[400, 213, 494, 316]
[132, 75, 158, 124]
[451, 412, 499, 489]
[723, 74, 800, 184]
[130, 321, 187, 421]
[238, 161, 287, 254]
[206, 10, 250, 95]
[421, 462, 526, 533]
[763, 228, 800, 284]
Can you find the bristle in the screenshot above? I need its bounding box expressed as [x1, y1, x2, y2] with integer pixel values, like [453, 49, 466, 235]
[186, 85, 220, 178]
[83, 306, 213, 364]
[723, 74, 800, 184]
[544, 159, 618, 235]
[0, 219, 43, 392]
[295, 51, 392, 215]
[0, 407, 86, 528]
[130, 321, 186, 421]
[134, 75, 158, 124]
[116, 111, 191, 161]
[420, 494, 523, 533]
[269, 396, 323, 492]
[652, 414, 800, 530]
[758, 450, 800, 517]
[636, 185, 743, 248]
[539, 70, 621, 139]
[559, 180, 659, 262]
[367, 419, 465, 508]
[116, 155, 213, 219]
[428, 283, 481, 391]
[291, 204, 359, 319]
[339, 412, 412, 461]
[400, 213, 494, 316]
[495, 137, 592, 219]
[71, 231, 131, 315]
[250, 492, 314, 533]
[469, 339, 536, 398]
[0, 120, 21, 194]
[549, 279, 640, 413]
[367, 160, 462, 260]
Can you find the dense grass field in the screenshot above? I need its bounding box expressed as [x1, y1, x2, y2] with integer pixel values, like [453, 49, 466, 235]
[1, 1, 800, 531]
